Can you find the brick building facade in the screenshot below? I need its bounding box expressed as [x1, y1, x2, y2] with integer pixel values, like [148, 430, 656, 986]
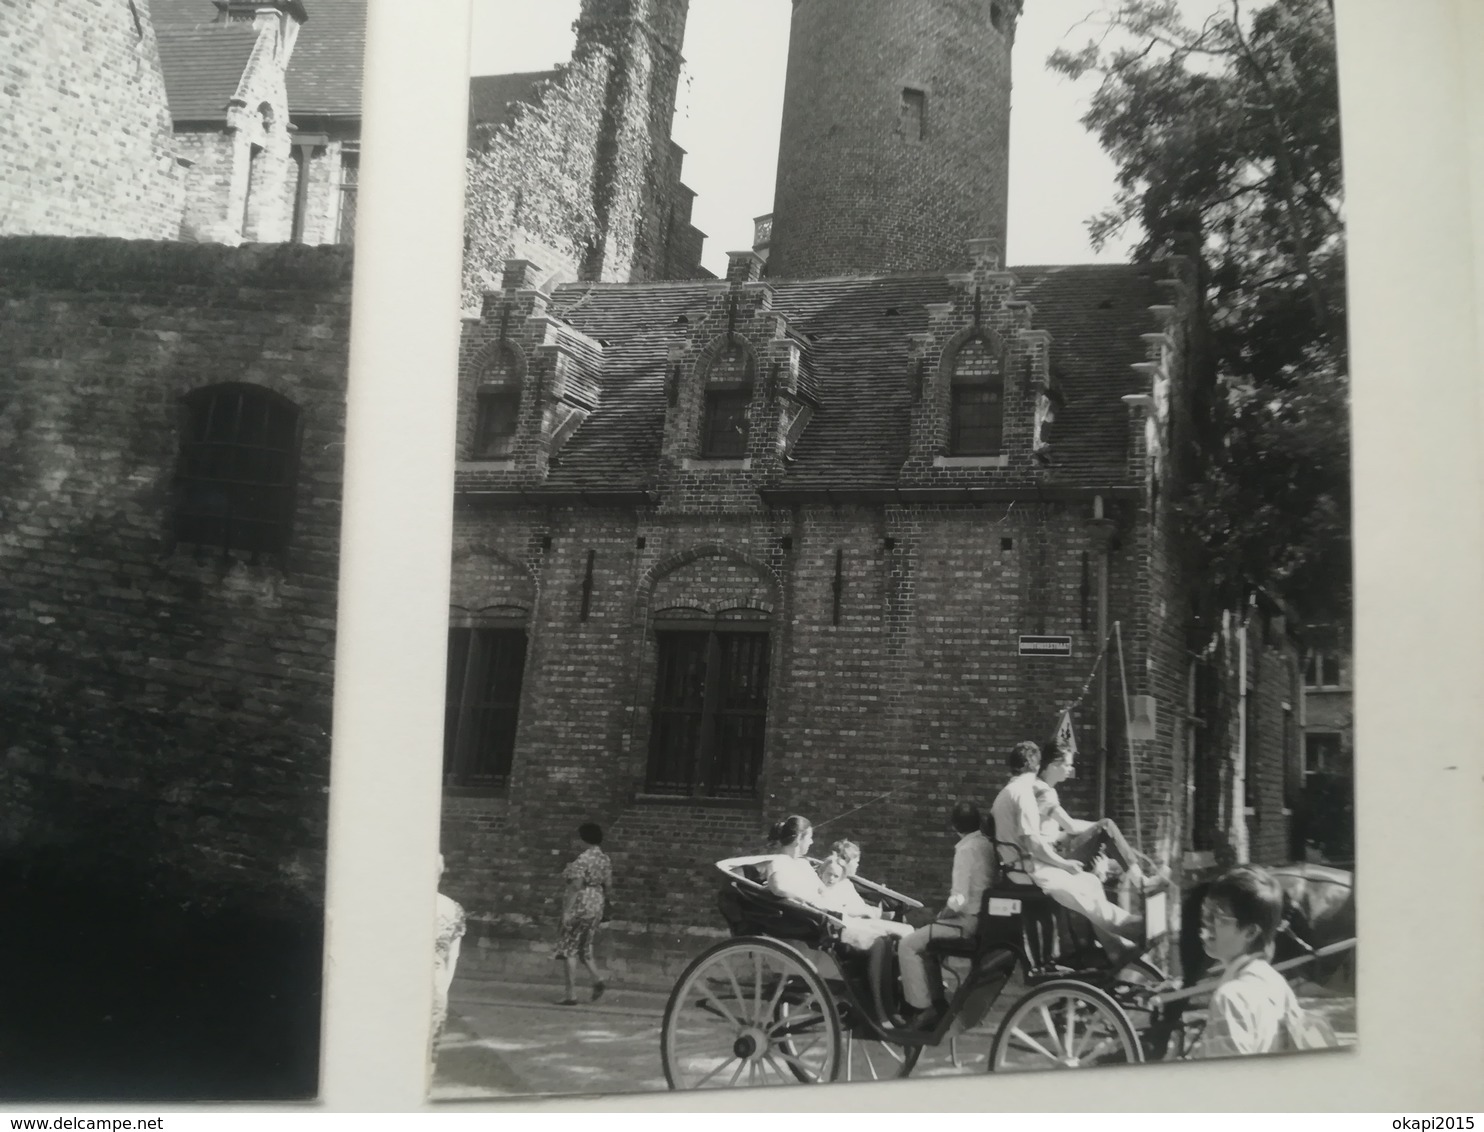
[462, 0, 710, 309]
[0, 0, 185, 239]
[0, 236, 351, 1093]
[151, 0, 365, 247]
[439, 0, 1303, 980]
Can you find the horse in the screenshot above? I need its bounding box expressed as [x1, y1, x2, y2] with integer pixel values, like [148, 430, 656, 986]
[1177, 862, 1356, 992]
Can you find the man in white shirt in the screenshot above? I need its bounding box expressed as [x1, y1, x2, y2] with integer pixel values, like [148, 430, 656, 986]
[897, 801, 994, 1027]
[991, 741, 1143, 967]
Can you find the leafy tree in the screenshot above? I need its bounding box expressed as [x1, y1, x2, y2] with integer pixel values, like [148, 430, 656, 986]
[1051, 0, 1350, 629]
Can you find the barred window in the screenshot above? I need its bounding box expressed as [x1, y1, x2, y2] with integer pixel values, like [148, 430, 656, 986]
[949, 339, 1004, 456]
[646, 617, 770, 799]
[174, 384, 300, 556]
[444, 626, 527, 792]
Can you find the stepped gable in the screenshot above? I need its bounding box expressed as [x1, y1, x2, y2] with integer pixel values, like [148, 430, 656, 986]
[533, 262, 1163, 491]
[469, 71, 562, 131]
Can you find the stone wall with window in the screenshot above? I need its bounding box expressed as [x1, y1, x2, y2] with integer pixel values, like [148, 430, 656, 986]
[0, 236, 351, 916]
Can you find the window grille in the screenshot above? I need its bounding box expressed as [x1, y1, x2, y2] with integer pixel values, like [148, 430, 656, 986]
[444, 626, 527, 791]
[949, 339, 1004, 456]
[174, 384, 299, 556]
[336, 149, 359, 246]
[646, 625, 770, 798]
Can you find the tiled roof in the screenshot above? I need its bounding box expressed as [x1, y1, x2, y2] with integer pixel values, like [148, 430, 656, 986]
[155, 23, 257, 121]
[469, 71, 561, 130]
[534, 263, 1161, 492]
[150, 0, 365, 122]
[285, 0, 366, 118]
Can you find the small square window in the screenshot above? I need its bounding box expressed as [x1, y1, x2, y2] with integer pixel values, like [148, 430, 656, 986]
[474, 388, 520, 459]
[900, 88, 926, 143]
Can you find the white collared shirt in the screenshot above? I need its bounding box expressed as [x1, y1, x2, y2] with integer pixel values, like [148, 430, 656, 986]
[945, 829, 993, 913]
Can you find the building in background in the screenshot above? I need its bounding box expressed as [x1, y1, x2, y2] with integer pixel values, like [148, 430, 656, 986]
[462, 0, 711, 308]
[0, 0, 361, 1098]
[438, 0, 1305, 982]
[150, 0, 365, 245]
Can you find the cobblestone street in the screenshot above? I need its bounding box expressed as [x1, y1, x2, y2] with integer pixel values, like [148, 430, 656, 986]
[430, 975, 1357, 1101]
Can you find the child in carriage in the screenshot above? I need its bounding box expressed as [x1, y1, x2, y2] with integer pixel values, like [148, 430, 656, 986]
[759, 816, 911, 948]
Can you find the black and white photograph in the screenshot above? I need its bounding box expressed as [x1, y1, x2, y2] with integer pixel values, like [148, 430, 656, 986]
[0, 0, 366, 1101]
[429, 0, 1358, 1100]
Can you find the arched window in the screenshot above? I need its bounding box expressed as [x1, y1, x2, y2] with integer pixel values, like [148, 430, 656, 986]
[949, 338, 1004, 456]
[647, 607, 770, 798]
[174, 383, 300, 556]
[472, 345, 522, 459]
[700, 342, 753, 459]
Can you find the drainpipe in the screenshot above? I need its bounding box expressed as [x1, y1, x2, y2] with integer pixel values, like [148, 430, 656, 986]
[1234, 614, 1251, 862]
[1092, 495, 1113, 819]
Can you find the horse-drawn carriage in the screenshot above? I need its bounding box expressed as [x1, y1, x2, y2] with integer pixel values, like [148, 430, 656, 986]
[660, 852, 1353, 1088]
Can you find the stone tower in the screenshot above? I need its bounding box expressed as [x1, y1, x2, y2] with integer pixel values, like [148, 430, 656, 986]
[767, 0, 1021, 278]
[573, 0, 690, 282]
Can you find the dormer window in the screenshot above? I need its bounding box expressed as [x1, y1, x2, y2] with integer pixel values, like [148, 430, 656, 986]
[700, 342, 754, 459]
[472, 344, 523, 460]
[949, 338, 1004, 456]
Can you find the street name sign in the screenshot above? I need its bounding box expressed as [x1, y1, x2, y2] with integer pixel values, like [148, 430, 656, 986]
[1018, 635, 1072, 658]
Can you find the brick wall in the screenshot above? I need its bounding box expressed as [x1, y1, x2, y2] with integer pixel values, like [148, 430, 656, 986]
[0, 236, 351, 917]
[462, 0, 703, 307]
[0, 0, 183, 240]
[768, 0, 1017, 278]
[439, 496, 1177, 951]
[463, 59, 609, 306]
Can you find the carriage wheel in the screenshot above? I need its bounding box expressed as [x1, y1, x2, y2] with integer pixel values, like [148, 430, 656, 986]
[837, 1026, 921, 1082]
[988, 980, 1142, 1072]
[662, 937, 842, 1089]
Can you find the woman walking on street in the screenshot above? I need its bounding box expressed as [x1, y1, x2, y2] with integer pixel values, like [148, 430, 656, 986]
[555, 822, 612, 1005]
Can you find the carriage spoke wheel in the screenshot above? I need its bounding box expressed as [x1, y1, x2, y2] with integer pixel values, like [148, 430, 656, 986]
[989, 980, 1142, 1073]
[839, 1031, 920, 1081]
[662, 938, 842, 1089]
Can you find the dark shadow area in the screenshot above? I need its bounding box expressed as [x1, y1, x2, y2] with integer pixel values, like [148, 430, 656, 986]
[0, 851, 323, 1102]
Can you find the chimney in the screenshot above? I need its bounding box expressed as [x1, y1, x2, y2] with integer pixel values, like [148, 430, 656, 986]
[726, 250, 765, 285]
[502, 259, 542, 291]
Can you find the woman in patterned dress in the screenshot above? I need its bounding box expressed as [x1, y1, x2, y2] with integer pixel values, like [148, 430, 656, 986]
[555, 822, 612, 1005]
